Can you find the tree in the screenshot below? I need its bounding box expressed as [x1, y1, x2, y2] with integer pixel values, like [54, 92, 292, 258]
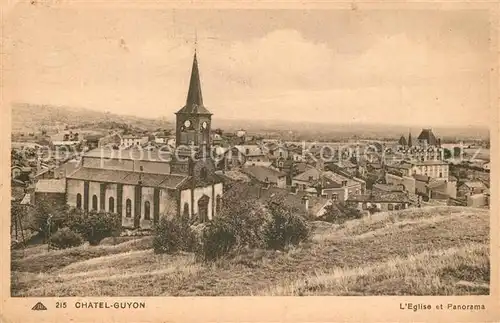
[443, 148, 452, 160]
[64, 211, 122, 245]
[30, 199, 68, 239]
[263, 196, 310, 250]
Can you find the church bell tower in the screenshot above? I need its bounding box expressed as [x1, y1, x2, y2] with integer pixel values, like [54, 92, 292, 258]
[175, 51, 212, 154]
[170, 50, 213, 175]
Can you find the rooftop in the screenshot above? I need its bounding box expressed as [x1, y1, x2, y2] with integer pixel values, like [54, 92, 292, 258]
[233, 145, 265, 157]
[462, 181, 487, 189]
[67, 167, 188, 189]
[241, 166, 286, 183]
[417, 128, 438, 146]
[35, 179, 66, 193]
[84, 147, 172, 162]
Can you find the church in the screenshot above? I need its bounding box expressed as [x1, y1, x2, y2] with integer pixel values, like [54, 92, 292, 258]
[65, 51, 224, 229]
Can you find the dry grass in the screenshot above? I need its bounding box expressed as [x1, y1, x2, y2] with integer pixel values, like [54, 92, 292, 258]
[261, 243, 489, 296]
[11, 206, 490, 296]
[11, 236, 153, 273]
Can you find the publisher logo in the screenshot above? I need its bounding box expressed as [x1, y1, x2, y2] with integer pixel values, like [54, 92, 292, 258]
[32, 302, 48, 311]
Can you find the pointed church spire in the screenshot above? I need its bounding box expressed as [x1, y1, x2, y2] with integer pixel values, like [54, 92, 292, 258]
[408, 130, 412, 147]
[186, 51, 203, 107]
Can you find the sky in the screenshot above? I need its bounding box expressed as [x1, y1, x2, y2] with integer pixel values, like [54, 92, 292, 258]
[4, 6, 494, 127]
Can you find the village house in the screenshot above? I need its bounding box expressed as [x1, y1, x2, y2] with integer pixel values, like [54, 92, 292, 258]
[241, 165, 287, 188]
[84, 134, 104, 150]
[265, 142, 289, 160]
[458, 181, 488, 198]
[121, 135, 149, 148]
[34, 178, 66, 206]
[224, 145, 270, 168]
[385, 171, 416, 194]
[346, 191, 411, 212]
[292, 168, 365, 201]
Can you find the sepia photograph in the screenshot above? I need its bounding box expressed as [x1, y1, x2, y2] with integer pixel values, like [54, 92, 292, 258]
[3, 3, 496, 306]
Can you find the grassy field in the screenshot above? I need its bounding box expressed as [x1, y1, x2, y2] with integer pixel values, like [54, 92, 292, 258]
[11, 206, 490, 296]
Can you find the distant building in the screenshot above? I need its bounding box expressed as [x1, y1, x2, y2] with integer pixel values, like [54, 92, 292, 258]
[224, 145, 270, 168]
[241, 165, 287, 188]
[121, 135, 149, 148]
[385, 172, 416, 194]
[346, 191, 411, 212]
[292, 168, 365, 201]
[417, 128, 439, 146]
[265, 142, 289, 160]
[84, 134, 104, 149]
[458, 181, 488, 198]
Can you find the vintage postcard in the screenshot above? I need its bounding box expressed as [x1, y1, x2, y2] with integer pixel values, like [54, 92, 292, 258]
[1, 1, 499, 322]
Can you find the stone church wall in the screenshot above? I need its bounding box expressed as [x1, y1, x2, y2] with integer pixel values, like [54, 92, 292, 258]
[66, 179, 84, 209]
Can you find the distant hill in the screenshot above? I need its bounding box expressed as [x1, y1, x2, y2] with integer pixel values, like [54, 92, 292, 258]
[11, 102, 489, 141]
[11, 103, 173, 133]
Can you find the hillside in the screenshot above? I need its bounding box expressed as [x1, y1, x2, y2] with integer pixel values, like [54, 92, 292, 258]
[11, 103, 173, 133]
[10, 103, 488, 141]
[11, 206, 490, 296]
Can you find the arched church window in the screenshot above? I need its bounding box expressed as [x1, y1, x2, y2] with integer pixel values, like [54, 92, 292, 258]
[92, 195, 98, 211]
[109, 197, 115, 213]
[198, 195, 209, 223]
[144, 201, 151, 220]
[76, 193, 82, 209]
[126, 199, 132, 217]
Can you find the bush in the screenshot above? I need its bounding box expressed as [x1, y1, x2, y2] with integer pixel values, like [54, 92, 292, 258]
[318, 203, 363, 224]
[64, 211, 121, 245]
[195, 183, 268, 261]
[263, 198, 310, 250]
[196, 217, 237, 261]
[49, 228, 84, 250]
[29, 199, 69, 239]
[152, 216, 197, 254]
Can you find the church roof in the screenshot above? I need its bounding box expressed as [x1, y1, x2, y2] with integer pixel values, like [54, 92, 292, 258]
[398, 135, 408, 146]
[417, 128, 438, 145]
[176, 52, 212, 115]
[67, 167, 188, 189]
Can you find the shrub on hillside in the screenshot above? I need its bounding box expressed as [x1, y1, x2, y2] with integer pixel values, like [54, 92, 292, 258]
[29, 199, 69, 239]
[64, 211, 121, 245]
[48, 228, 84, 250]
[196, 217, 237, 261]
[318, 203, 363, 224]
[152, 216, 197, 254]
[195, 183, 267, 261]
[263, 198, 310, 250]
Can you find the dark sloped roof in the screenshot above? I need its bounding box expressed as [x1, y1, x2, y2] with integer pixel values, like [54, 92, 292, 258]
[398, 135, 408, 146]
[66, 167, 188, 189]
[413, 174, 431, 182]
[84, 147, 172, 162]
[417, 128, 438, 145]
[241, 166, 286, 183]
